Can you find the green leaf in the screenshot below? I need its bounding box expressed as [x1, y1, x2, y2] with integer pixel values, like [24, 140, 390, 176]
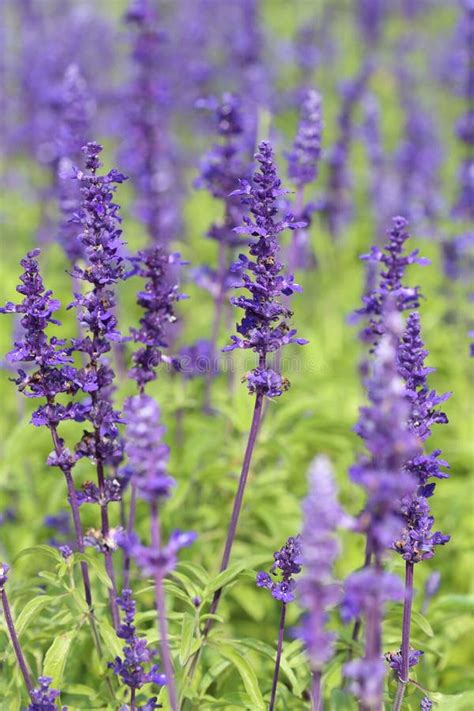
[204, 555, 268, 597]
[74, 553, 113, 590]
[431, 690, 474, 710]
[239, 638, 300, 694]
[330, 689, 357, 710]
[199, 659, 231, 695]
[212, 643, 265, 710]
[179, 613, 197, 665]
[15, 595, 56, 638]
[43, 631, 75, 687]
[99, 621, 123, 659]
[14, 545, 62, 563]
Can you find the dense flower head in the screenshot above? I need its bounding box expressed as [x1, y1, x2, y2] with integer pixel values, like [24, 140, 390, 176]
[195, 93, 249, 202]
[68, 143, 127, 469]
[256, 535, 302, 603]
[287, 88, 322, 188]
[56, 64, 93, 262]
[341, 567, 405, 624]
[352, 217, 429, 345]
[27, 676, 65, 711]
[385, 648, 423, 676]
[442, 232, 474, 282]
[357, 0, 386, 45]
[420, 697, 433, 710]
[351, 308, 421, 554]
[344, 657, 386, 708]
[129, 248, 184, 388]
[298, 456, 349, 670]
[108, 589, 165, 693]
[123, 394, 175, 502]
[394, 312, 451, 563]
[174, 339, 219, 379]
[0, 250, 85, 435]
[224, 141, 308, 397]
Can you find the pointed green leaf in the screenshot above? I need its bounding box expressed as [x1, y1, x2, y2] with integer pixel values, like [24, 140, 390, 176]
[179, 613, 197, 665]
[43, 630, 75, 687]
[15, 595, 56, 638]
[212, 643, 265, 710]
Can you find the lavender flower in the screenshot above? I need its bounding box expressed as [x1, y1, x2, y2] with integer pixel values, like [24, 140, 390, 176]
[27, 676, 66, 711]
[0, 249, 92, 608]
[129, 249, 184, 390]
[420, 697, 433, 710]
[357, 0, 387, 45]
[69, 141, 128, 627]
[108, 589, 165, 698]
[352, 216, 429, 345]
[343, 306, 421, 707]
[123, 395, 175, 503]
[256, 536, 302, 603]
[299, 456, 349, 673]
[385, 648, 423, 676]
[224, 140, 308, 398]
[287, 89, 322, 188]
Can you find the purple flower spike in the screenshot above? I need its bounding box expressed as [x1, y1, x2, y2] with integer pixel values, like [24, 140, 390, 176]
[385, 648, 423, 676]
[129, 248, 185, 389]
[123, 394, 175, 503]
[108, 589, 165, 697]
[299, 456, 350, 672]
[420, 697, 433, 710]
[256, 536, 302, 603]
[225, 140, 308, 397]
[353, 216, 429, 345]
[28, 676, 65, 711]
[287, 88, 322, 188]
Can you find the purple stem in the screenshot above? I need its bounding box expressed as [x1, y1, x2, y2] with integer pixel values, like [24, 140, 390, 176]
[268, 602, 286, 711]
[130, 687, 136, 711]
[1, 587, 33, 693]
[311, 670, 323, 711]
[392, 562, 414, 711]
[48, 418, 92, 609]
[150, 501, 179, 711]
[123, 482, 137, 590]
[203, 389, 264, 635]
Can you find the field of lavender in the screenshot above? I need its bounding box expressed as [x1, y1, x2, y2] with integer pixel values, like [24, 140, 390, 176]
[0, 1, 473, 710]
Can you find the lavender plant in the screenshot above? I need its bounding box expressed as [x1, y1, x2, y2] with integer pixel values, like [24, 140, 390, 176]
[299, 456, 350, 710]
[205, 140, 307, 628]
[68, 141, 128, 629]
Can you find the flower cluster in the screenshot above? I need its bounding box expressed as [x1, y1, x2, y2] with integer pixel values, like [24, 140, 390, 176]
[287, 88, 322, 189]
[385, 648, 423, 676]
[224, 141, 307, 397]
[27, 676, 66, 711]
[69, 142, 127, 469]
[108, 589, 164, 701]
[394, 313, 451, 563]
[122, 530, 196, 580]
[256, 536, 302, 603]
[123, 394, 175, 502]
[352, 216, 429, 345]
[129, 248, 184, 389]
[0, 562, 9, 589]
[299, 456, 349, 670]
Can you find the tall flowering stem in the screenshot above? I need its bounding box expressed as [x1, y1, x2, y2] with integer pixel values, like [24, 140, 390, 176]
[342, 306, 421, 711]
[0, 250, 93, 612]
[299, 456, 350, 710]
[0, 564, 33, 694]
[286, 88, 322, 270]
[69, 142, 129, 629]
[256, 536, 302, 711]
[204, 141, 307, 631]
[122, 394, 196, 711]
